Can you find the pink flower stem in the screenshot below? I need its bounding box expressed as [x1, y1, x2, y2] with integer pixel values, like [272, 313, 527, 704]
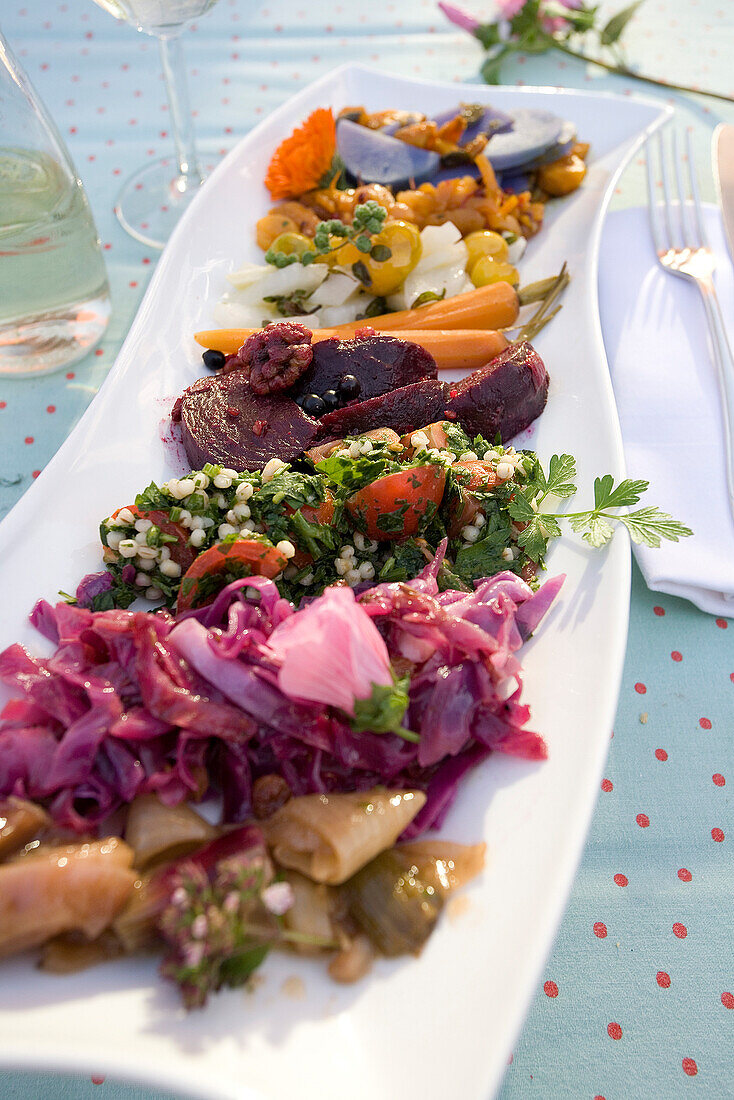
[550, 40, 734, 104]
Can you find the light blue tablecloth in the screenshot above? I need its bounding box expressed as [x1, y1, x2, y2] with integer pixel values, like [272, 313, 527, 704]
[1, 1, 732, 1096]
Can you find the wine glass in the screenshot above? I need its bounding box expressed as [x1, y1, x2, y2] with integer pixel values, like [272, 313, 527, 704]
[91, 0, 219, 249]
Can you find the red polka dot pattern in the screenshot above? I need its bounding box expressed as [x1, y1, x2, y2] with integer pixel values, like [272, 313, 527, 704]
[601, 778, 613, 792]
[1, 6, 732, 1099]
[677, 868, 692, 882]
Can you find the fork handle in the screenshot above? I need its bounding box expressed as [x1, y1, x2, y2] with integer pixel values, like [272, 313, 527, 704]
[697, 276, 734, 514]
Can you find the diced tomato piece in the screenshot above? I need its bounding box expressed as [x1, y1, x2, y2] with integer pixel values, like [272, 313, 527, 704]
[176, 539, 288, 612]
[399, 422, 449, 456]
[448, 461, 498, 537]
[111, 505, 196, 571]
[346, 464, 446, 540]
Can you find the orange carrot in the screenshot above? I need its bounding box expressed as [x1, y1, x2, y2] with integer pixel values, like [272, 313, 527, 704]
[194, 326, 509, 371]
[195, 282, 519, 354]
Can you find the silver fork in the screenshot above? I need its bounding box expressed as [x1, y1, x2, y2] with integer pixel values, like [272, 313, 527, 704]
[646, 127, 734, 517]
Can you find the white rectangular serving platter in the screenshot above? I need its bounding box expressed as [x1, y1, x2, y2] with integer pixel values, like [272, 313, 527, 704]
[0, 65, 670, 1100]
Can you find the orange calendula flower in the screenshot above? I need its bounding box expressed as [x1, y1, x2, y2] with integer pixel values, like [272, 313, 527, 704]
[264, 108, 338, 201]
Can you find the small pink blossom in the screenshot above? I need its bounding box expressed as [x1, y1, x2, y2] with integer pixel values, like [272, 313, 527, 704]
[437, 2, 480, 33]
[541, 15, 567, 32]
[267, 585, 393, 714]
[191, 914, 208, 939]
[497, 0, 527, 17]
[261, 881, 295, 916]
[184, 942, 205, 969]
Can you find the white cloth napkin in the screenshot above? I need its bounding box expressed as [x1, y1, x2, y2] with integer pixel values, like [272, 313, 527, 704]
[598, 204, 734, 617]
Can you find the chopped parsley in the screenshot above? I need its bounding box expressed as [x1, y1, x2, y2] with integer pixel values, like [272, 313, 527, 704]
[97, 430, 691, 610]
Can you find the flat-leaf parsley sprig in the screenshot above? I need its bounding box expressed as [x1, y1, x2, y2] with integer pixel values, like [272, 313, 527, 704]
[508, 455, 693, 561]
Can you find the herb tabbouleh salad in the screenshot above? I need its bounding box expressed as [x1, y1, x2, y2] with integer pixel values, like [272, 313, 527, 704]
[97, 420, 691, 616]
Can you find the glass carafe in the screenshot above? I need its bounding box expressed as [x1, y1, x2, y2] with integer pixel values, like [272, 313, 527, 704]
[0, 29, 111, 377]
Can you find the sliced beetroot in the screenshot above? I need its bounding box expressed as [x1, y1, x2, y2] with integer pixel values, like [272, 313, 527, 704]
[484, 109, 566, 171]
[175, 373, 320, 471]
[337, 118, 440, 189]
[443, 341, 549, 441]
[291, 333, 437, 403]
[318, 378, 450, 439]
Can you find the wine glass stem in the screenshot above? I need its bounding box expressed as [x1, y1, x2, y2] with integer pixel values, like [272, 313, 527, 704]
[157, 33, 202, 187]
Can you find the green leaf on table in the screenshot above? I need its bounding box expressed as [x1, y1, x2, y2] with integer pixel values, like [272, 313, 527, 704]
[480, 48, 512, 85]
[600, 0, 644, 46]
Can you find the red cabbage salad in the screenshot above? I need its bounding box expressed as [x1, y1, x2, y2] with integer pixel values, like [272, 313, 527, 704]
[1, 544, 561, 836]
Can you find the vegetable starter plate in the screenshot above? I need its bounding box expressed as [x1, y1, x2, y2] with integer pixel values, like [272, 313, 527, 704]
[0, 65, 670, 1100]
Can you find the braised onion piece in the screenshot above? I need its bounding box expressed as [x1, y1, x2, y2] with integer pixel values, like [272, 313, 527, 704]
[282, 872, 336, 955]
[345, 849, 444, 957]
[396, 841, 486, 894]
[264, 789, 426, 885]
[328, 933, 375, 984]
[111, 872, 165, 954]
[39, 930, 124, 974]
[0, 798, 49, 861]
[0, 837, 136, 958]
[124, 794, 216, 870]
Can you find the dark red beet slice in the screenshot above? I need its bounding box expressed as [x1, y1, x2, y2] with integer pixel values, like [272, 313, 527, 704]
[176, 373, 320, 471]
[318, 378, 450, 438]
[443, 341, 548, 441]
[291, 333, 437, 403]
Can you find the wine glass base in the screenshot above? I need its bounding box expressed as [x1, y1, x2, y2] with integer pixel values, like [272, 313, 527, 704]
[114, 157, 209, 250]
[0, 289, 111, 377]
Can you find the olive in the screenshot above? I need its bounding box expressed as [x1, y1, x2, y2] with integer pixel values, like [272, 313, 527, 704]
[294, 394, 306, 408]
[338, 374, 361, 401]
[302, 393, 327, 417]
[202, 348, 226, 371]
[322, 389, 340, 411]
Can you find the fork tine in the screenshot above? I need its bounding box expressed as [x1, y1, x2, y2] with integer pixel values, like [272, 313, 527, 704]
[685, 129, 708, 249]
[646, 133, 666, 255]
[658, 129, 680, 250]
[671, 129, 696, 248]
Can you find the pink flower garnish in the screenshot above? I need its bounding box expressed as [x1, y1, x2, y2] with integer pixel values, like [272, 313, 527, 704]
[267, 586, 393, 715]
[497, 0, 527, 17]
[437, 1, 481, 33]
[541, 14, 567, 32]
